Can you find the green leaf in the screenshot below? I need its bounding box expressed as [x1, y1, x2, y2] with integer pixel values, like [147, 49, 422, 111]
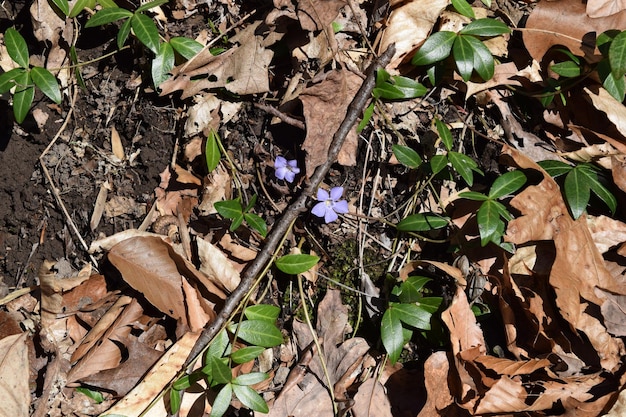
[170, 37, 204, 60]
[76, 387, 104, 403]
[373, 75, 427, 100]
[117, 18, 132, 49]
[491, 199, 512, 221]
[357, 102, 375, 133]
[131, 13, 160, 54]
[451, 0, 475, 18]
[393, 303, 432, 330]
[435, 118, 453, 151]
[69, 0, 92, 17]
[70, 46, 86, 90]
[459, 18, 511, 37]
[233, 372, 269, 386]
[245, 305, 280, 322]
[458, 191, 489, 201]
[467, 35, 495, 81]
[31, 67, 62, 104]
[477, 200, 503, 246]
[550, 61, 581, 78]
[209, 355, 233, 384]
[231, 346, 265, 364]
[229, 213, 244, 232]
[230, 320, 283, 348]
[453, 35, 474, 81]
[448, 151, 480, 185]
[597, 30, 621, 56]
[232, 384, 269, 413]
[538, 160, 572, 177]
[578, 166, 617, 214]
[488, 170, 526, 199]
[399, 276, 432, 303]
[13, 72, 34, 124]
[392, 144, 422, 168]
[136, 0, 169, 13]
[381, 308, 403, 364]
[152, 42, 174, 87]
[98, 0, 118, 7]
[0, 68, 25, 93]
[169, 389, 182, 415]
[418, 296, 443, 313]
[215, 199, 243, 220]
[564, 168, 591, 219]
[609, 30, 626, 79]
[85, 7, 133, 27]
[210, 383, 233, 417]
[244, 213, 267, 237]
[430, 155, 448, 174]
[172, 374, 194, 390]
[5, 28, 29, 68]
[396, 213, 449, 232]
[205, 129, 221, 172]
[598, 59, 626, 102]
[207, 329, 230, 359]
[275, 254, 320, 275]
[49, 0, 70, 16]
[412, 31, 457, 66]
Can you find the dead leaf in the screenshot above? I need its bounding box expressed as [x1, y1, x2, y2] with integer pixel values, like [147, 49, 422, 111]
[586, 215, 626, 254]
[585, 87, 626, 139]
[351, 379, 393, 417]
[0, 333, 30, 417]
[587, 0, 626, 18]
[474, 356, 552, 375]
[612, 154, 626, 193]
[197, 237, 241, 293]
[297, 0, 346, 31]
[300, 69, 362, 174]
[111, 126, 125, 161]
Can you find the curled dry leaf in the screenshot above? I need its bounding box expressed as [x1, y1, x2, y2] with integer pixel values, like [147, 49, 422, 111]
[196, 237, 241, 293]
[0, 333, 30, 417]
[587, 0, 626, 18]
[417, 351, 453, 417]
[585, 87, 626, 140]
[297, 0, 347, 32]
[612, 154, 626, 193]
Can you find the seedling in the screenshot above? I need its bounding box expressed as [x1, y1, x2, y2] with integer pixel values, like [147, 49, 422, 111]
[214, 194, 268, 237]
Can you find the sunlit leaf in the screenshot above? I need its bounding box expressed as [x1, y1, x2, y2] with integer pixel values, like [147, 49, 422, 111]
[459, 191, 489, 201]
[210, 383, 233, 417]
[357, 102, 375, 133]
[598, 59, 626, 102]
[460, 18, 511, 37]
[49, 0, 70, 16]
[245, 305, 280, 322]
[538, 160, 572, 177]
[136, 0, 169, 12]
[578, 166, 617, 214]
[451, 0, 474, 18]
[564, 168, 591, 219]
[169, 389, 182, 415]
[550, 61, 581, 78]
[170, 37, 204, 60]
[207, 329, 230, 359]
[393, 302, 432, 330]
[69, 0, 93, 17]
[152, 42, 175, 87]
[5, 28, 29, 68]
[396, 213, 449, 232]
[205, 129, 221, 172]
[131, 13, 160, 54]
[453, 35, 474, 81]
[275, 254, 319, 275]
[597, 30, 621, 56]
[215, 199, 243, 220]
[233, 372, 269, 386]
[435, 118, 453, 151]
[609, 30, 626, 79]
[399, 276, 432, 304]
[448, 151, 480, 185]
[488, 170, 527, 199]
[430, 154, 448, 174]
[232, 384, 269, 413]
[477, 200, 503, 246]
[117, 18, 132, 49]
[0, 68, 25, 93]
[85, 7, 132, 27]
[31, 67, 61, 104]
[381, 308, 403, 364]
[13, 72, 34, 124]
[229, 320, 283, 348]
[76, 387, 104, 403]
[209, 355, 233, 385]
[412, 31, 456, 66]
[244, 213, 267, 237]
[231, 346, 265, 364]
[392, 144, 422, 168]
[70, 46, 86, 89]
[467, 35, 494, 81]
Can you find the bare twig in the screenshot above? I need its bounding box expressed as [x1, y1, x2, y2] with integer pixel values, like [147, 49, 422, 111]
[253, 102, 306, 130]
[183, 44, 396, 367]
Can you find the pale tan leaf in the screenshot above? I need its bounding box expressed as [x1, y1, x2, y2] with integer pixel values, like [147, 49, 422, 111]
[377, 0, 449, 69]
[441, 286, 486, 357]
[417, 351, 454, 417]
[351, 379, 393, 417]
[297, 0, 347, 32]
[0, 333, 30, 417]
[197, 237, 241, 293]
[111, 125, 125, 161]
[587, 0, 626, 18]
[585, 87, 626, 139]
[474, 356, 551, 375]
[90, 181, 110, 231]
[560, 143, 619, 163]
[586, 215, 626, 254]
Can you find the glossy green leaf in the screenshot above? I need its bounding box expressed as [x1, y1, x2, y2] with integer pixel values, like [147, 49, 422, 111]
[243, 194, 258, 213]
[117, 18, 132, 49]
[477, 200, 503, 246]
[448, 151, 479, 185]
[31, 67, 62, 104]
[373, 75, 427, 100]
[207, 329, 230, 359]
[136, 0, 169, 13]
[597, 30, 621, 56]
[392, 144, 422, 168]
[85, 7, 132, 27]
[152, 42, 174, 87]
[76, 387, 104, 403]
[275, 254, 320, 275]
[550, 61, 581, 78]
[399, 276, 432, 304]
[215, 199, 243, 220]
[210, 383, 233, 417]
[209, 355, 233, 384]
[491, 199, 512, 221]
[459, 18, 511, 37]
[232, 384, 269, 413]
[381, 308, 403, 364]
[131, 13, 160, 54]
[435, 118, 453, 151]
[244, 213, 267, 237]
[69, 0, 93, 17]
[357, 102, 375, 133]
[98, 0, 118, 7]
[451, 0, 474, 18]
[0, 68, 25, 93]
[458, 191, 489, 201]
[229, 213, 244, 231]
[49, 0, 70, 16]
[172, 374, 194, 390]
[412, 31, 456, 66]
[488, 170, 526, 199]
[393, 302, 432, 330]
[418, 297, 443, 313]
[538, 160, 572, 177]
[396, 213, 449, 232]
[453, 35, 474, 81]
[609, 30, 626, 79]
[170, 37, 204, 60]
[13, 72, 34, 124]
[233, 372, 269, 386]
[231, 346, 265, 364]
[430, 154, 448, 174]
[205, 130, 221, 172]
[169, 389, 182, 415]
[467, 35, 494, 80]
[564, 168, 590, 219]
[578, 166, 617, 214]
[5, 28, 29, 68]
[70, 46, 86, 90]
[245, 305, 280, 322]
[598, 59, 626, 102]
[230, 320, 283, 348]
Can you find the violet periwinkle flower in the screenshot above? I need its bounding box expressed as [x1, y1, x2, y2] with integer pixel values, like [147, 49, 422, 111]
[311, 186, 349, 223]
[274, 156, 300, 183]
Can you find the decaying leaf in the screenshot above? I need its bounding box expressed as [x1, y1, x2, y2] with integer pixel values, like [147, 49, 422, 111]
[297, 0, 347, 32]
[0, 333, 30, 417]
[196, 237, 241, 293]
[586, 0, 626, 18]
[585, 87, 626, 140]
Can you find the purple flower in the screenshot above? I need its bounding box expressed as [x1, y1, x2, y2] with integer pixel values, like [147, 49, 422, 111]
[311, 186, 349, 223]
[274, 156, 300, 183]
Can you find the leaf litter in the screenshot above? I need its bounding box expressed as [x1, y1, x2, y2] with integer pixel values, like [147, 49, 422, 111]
[4, 0, 626, 416]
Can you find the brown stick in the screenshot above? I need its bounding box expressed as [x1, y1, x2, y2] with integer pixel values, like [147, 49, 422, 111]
[183, 44, 396, 367]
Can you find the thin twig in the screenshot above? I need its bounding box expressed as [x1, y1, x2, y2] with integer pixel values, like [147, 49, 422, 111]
[183, 43, 396, 367]
[253, 102, 306, 130]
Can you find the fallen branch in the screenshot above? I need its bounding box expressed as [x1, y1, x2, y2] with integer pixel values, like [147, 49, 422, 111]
[183, 43, 396, 367]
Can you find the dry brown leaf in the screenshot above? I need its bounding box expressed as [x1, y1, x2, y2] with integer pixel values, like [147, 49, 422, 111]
[196, 237, 241, 293]
[111, 126, 125, 161]
[559, 142, 619, 163]
[585, 87, 626, 139]
[474, 356, 551, 375]
[400, 260, 467, 290]
[377, 0, 449, 69]
[612, 154, 626, 193]
[300, 69, 362, 174]
[0, 333, 30, 417]
[417, 351, 454, 417]
[351, 379, 393, 417]
[587, 0, 626, 18]
[523, 0, 626, 63]
[90, 181, 110, 231]
[297, 0, 346, 32]
[586, 215, 626, 254]
[441, 285, 486, 359]
[595, 287, 626, 336]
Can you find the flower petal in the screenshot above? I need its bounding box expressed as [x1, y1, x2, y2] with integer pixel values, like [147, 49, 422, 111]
[311, 202, 327, 218]
[288, 159, 299, 168]
[275, 167, 287, 180]
[330, 186, 344, 201]
[324, 208, 338, 223]
[275, 156, 287, 168]
[333, 200, 349, 214]
[284, 170, 295, 183]
[316, 188, 330, 201]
